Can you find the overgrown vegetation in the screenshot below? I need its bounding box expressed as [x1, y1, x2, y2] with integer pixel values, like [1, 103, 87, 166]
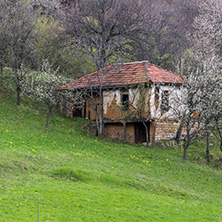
[0, 93, 222, 221]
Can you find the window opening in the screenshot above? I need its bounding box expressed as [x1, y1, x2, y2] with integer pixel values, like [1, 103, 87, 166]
[161, 90, 169, 113]
[122, 93, 129, 110]
[155, 87, 160, 109]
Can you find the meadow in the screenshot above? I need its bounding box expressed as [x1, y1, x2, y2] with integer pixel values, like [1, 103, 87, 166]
[0, 93, 222, 221]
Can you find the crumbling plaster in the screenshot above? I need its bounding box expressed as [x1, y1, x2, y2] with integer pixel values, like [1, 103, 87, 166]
[103, 90, 121, 114]
[103, 88, 150, 116]
[150, 85, 184, 119]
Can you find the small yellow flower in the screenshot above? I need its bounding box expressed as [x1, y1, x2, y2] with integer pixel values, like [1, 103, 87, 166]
[166, 159, 168, 161]
[10, 141, 12, 144]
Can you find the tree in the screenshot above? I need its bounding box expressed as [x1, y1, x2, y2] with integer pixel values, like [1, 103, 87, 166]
[27, 61, 70, 128]
[193, 0, 222, 58]
[134, 0, 199, 70]
[174, 49, 221, 161]
[0, 0, 11, 75]
[171, 0, 222, 161]
[63, 0, 149, 136]
[191, 0, 222, 159]
[3, 0, 40, 105]
[38, 0, 200, 71]
[118, 83, 151, 146]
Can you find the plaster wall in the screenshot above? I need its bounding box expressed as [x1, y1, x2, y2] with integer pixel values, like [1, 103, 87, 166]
[103, 90, 122, 119]
[103, 88, 151, 120]
[104, 123, 135, 143]
[150, 85, 185, 119]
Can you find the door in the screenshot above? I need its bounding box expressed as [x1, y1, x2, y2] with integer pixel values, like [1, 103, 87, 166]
[135, 122, 150, 144]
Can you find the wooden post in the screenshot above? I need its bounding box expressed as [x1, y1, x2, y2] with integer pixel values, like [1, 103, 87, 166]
[123, 122, 126, 142]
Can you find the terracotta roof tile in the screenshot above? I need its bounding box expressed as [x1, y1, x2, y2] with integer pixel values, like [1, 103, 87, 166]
[59, 61, 184, 90]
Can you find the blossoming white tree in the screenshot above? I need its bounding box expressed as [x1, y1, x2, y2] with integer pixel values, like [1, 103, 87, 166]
[173, 0, 222, 160]
[28, 61, 69, 128]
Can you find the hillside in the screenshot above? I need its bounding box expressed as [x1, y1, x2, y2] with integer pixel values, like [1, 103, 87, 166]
[0, 93, 222, 221]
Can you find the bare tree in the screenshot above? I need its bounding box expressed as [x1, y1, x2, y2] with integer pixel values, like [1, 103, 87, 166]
[62, 0, 149, 136]
[117, 83, 151, 146]
[4, 0, 40, 105]
[37, 0, 200, 71]
[134, 0, 199, 70]
[193, 0, 222, 58]
[0, 0, 11, 75]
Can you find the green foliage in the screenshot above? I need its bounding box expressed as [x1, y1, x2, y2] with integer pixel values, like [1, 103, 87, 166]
[0, 93, 222, 221]
[0, 67, 14, 89]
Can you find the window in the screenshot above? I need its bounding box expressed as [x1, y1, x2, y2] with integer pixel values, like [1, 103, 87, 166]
[161, 90, 169, 113]
[122, 93, 129, 110]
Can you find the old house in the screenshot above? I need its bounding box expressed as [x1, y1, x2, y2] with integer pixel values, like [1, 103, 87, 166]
[59, 61, 185, 144]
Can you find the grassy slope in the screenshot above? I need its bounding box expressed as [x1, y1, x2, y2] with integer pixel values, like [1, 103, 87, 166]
[0, 94, 222, 222]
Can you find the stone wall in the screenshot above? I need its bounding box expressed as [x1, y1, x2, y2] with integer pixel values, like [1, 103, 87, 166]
[154, 119, 185, 141]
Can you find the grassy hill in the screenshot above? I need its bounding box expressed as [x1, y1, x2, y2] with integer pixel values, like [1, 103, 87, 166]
[0, 93, 222, 221]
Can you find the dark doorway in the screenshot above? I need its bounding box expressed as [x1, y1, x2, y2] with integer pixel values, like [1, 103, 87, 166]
[135, 122, 150, 144]
[73, 108, 82, 117]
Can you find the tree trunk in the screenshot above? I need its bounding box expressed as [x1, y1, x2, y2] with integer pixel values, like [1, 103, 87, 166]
[94, 104, 99, 136]
[175, 121, 184, 143]
[0, 64, 3, 75]
[16, 85, 21, 106]
[206, 131, 210, 163]
[46, 104, 53, 128]
[220, 140, 222, 152]
[183, 124, 190, 161]
[98, 116, 103, 137]
[183, 143, 189, 161]
[98, 90, 104, 137]
[215, 120, 222, 152]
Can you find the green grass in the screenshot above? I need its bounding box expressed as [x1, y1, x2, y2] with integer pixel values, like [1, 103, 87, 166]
[0, 94, 222, 221]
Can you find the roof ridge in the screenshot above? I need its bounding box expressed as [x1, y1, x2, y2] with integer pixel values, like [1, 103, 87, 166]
[117, 60, 149, 65]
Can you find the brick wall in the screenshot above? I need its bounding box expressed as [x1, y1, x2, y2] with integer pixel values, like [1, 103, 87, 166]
[154, 119, 186, 141]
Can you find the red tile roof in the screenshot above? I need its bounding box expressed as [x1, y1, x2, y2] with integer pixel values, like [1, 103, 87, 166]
[59, 61, 184, 90]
